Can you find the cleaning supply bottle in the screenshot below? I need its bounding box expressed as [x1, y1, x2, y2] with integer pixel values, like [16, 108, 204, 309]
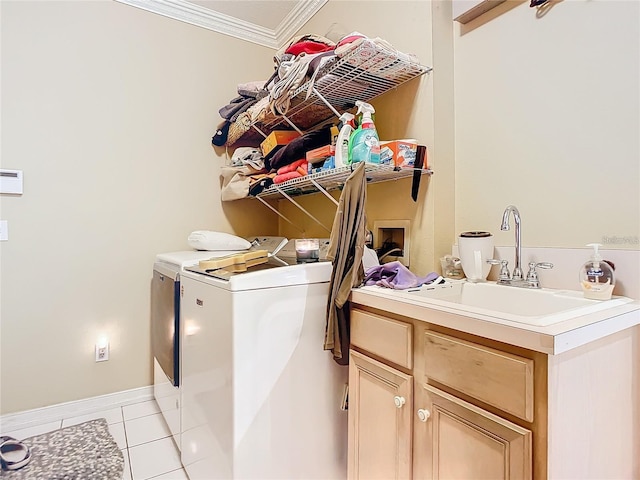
[335, 112, 355, 168]
[579, 243, 615, 300]
[349, 101, 380, 164]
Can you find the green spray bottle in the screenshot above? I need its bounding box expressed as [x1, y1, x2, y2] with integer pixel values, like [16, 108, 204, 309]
[348, 101, 380, 164]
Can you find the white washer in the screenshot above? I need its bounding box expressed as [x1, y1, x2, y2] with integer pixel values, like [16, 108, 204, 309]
[151, 237, 288, 452]
[179, 256, 348, 480]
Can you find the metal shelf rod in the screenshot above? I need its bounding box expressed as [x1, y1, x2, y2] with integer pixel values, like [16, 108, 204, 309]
[311, 87, 342, 119]
[308, 177, 340, 206]
[251, 124, 268, 138]
[254, 196, 304, 233]
[273, 185, 332, 233]
[281, 114, 304, 134]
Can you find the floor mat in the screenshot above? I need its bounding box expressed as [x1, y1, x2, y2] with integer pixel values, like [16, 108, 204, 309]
[0, 418, 123, 479]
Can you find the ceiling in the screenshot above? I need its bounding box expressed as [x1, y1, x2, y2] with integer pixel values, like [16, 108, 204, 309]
[115, 0, 328, 49]
[188, 1, 297, 30]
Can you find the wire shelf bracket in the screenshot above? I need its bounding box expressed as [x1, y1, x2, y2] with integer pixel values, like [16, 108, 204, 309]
[254, 196, 305, 234]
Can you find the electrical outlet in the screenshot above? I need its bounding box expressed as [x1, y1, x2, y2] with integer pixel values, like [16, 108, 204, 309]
[95, 343, 109, 362]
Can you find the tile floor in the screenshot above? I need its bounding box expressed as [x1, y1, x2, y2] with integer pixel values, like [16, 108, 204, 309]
[1, 399, 187, 480]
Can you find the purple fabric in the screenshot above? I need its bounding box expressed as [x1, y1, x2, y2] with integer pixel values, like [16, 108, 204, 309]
[364, 261, 440, 289]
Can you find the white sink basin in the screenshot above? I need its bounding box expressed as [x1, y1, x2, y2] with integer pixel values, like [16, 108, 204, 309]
[385, 281, 635, 326]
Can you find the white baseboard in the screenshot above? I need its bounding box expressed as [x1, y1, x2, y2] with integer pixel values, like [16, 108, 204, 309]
[0, 386, 154, 433]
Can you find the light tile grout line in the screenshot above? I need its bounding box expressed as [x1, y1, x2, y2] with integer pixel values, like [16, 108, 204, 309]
[120, 405, 134, 480]
[146, 466, 186, 479]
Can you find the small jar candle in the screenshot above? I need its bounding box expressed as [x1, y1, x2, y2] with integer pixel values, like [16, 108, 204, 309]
[295, 239, 320, 263]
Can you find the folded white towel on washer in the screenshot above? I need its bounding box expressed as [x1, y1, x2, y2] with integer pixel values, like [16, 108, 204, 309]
[188, 231, 251, 251]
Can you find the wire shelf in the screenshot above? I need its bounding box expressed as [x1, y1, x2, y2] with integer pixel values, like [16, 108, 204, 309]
[255, 164, 433, 201]
[235, 40, 432, 144]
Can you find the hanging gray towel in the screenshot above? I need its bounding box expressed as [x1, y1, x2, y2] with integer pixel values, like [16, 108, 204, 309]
[324, 162, 367, 364]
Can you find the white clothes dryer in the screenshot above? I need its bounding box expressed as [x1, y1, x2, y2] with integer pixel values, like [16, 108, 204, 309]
[179, 254, 348, 480]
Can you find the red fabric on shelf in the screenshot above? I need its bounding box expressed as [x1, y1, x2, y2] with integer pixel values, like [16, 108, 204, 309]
[274, 171, 302, 184]
[285, 40, 334, 57]
[276, 159, 307, 175]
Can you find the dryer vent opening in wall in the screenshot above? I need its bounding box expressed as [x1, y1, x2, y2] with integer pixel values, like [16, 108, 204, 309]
[374, 220, 411, 267]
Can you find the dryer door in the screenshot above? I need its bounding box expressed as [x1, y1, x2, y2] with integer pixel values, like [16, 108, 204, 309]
[151, 269, 179, 386]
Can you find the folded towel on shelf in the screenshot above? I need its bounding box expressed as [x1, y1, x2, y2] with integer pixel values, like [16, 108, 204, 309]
[276, 158, 307, 174]
[364, 261, 441, 289]
[274, 171, 303, 184]
[274, 160, 307, 184]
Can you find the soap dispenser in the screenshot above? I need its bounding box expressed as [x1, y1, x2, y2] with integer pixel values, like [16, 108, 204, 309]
[579, 243, 615, 300]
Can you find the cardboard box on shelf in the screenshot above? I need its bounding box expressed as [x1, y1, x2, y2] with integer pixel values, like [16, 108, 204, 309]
[379, 139, 418, 168]
[306, 144, 335, 165]
[260, 131, 301, 159]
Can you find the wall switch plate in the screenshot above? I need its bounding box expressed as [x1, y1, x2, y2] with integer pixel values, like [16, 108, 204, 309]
[0, 221, 7, 241]
[95, 343, 109, 362]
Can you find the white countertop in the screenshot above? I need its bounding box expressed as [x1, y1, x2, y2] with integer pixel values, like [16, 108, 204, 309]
[350, 285, 640, 355]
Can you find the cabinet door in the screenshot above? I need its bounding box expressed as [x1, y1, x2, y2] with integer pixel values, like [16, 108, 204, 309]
[348, 350, 413, 480]
[414, 384, 532, 480]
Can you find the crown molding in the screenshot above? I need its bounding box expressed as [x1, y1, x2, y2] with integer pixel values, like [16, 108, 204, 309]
[114, 0, 328, 50]
[275, 0, 328, 46]
[115, 0, 278, 48]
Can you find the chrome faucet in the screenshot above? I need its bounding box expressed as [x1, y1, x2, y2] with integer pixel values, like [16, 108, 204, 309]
[488, 205, 553, 289]
[501, 205, 523, 281]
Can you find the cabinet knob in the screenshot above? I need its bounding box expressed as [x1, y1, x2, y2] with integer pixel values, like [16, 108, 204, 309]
[417, 408, 431, 422]
[394, 396, 406, 408]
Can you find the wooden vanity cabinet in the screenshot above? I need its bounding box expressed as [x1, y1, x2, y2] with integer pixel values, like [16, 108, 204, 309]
[348, 310, 415, 479]
[348, 351, 413, 480]
[348, 307, 544, 480]
[414, 384, 532, 480]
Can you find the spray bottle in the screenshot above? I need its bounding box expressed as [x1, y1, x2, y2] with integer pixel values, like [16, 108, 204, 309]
[335, 112, 355, 168]
[348, 101, 380, 164]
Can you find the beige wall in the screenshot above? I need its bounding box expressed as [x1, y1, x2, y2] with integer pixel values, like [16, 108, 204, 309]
[454, 0, 639, 250]
[0, 0, 275, 414]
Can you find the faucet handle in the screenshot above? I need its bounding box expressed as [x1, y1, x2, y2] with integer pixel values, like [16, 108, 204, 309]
[530, 262, 553, 270]
[487, 259, 510, 282]
[526, 262, 554, 288]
